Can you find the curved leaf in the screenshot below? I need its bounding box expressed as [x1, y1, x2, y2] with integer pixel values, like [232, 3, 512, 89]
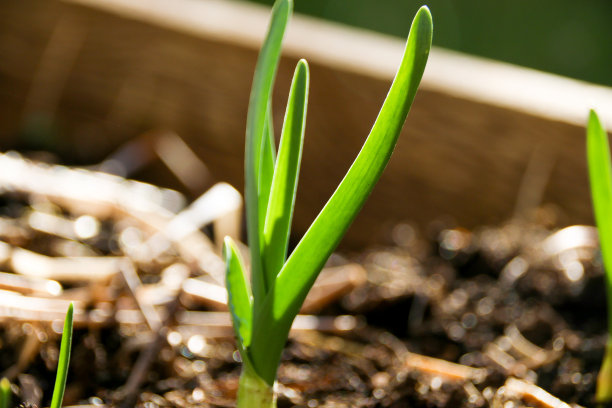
[262, 59, 310, 288]
[245, 0, 292, 306]
[249, 6, 433, 384]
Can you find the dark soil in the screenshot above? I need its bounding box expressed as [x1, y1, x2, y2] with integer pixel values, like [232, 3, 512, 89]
[0, 152, 608, 408]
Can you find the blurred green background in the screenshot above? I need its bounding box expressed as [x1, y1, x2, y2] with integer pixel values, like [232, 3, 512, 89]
[243, 0, 611, 86]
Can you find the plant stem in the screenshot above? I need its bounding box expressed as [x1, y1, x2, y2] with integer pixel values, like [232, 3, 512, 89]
[237, 364, 276, 408]
[0, 378, 10, 408]
[597, 338, 612, 403]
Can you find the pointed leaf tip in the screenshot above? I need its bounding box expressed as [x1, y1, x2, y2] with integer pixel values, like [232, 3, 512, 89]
[414, 5, 433, 36]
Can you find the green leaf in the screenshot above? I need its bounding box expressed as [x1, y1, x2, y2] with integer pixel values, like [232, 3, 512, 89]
[262, 59, 309, 288]
[258, 105, 277, 246]
[50, 302, 73, 408]
[249, 6, 433, 384]
[588, 111, 612, 322]
[587, 110, 612, 318]
[224, 237, 254, 353]
[245, 0, 292, 307]
[587, 110, 612, 402]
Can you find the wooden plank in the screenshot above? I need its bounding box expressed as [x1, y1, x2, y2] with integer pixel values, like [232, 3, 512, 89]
[0, 0, 610, 248]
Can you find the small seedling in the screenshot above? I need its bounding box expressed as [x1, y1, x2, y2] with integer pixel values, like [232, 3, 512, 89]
[0, 305, 72, 408]
[50, 303, 74, 408]
[223, 1, 433, 406]
[587, 109, 612, 403]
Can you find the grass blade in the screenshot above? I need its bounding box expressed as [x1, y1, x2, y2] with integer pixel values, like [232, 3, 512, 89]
[50, 302, 73, 408]
[249, 6, 433, 384]
[224, 237, 254, 353]
[262, 59, 309, 287]
[245, 0, 292, 306]
[587, 109, 612, 402]
[0, 378, 10, 408]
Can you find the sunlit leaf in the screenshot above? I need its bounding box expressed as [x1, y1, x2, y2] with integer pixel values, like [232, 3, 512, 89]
[249, 6, 433, 384]
[245, 0, 292, 307]
[224, 237, 253, 352]
[588, 110, 612, 294]
[587, 109, 612, 403]
[50, 303, 73, 408]
[262, 59, 309, 289]
[258, 104, 276, 247]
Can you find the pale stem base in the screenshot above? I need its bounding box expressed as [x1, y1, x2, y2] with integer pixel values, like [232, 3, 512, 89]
[237, 365, 276, 408]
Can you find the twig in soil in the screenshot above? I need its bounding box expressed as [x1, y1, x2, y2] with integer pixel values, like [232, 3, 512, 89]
[299, 263, 367, 313]
[181, 277, 228, 310]
[143, 182, 242, 283]
[498, 377, 578, 408]
[0, 291, 82, 317]
[181, 263, 367, 313]
[0, 152, 183, 225]
[504, 324, 560, 368]
[0, 271, 62, 296]
[10, 246, 122, 282]
[136, 263, 191, 307]
[0, 153, 238, 290]
[485, 324, 561, 378]
[403, 352, 487, 383]
[0, 296, 110, 328]
[538, 225, 598, 259]
[26, 210, 99, 242]
[119, 260, 162, 332]
[0, 217, 30, 244]
[174, 312, 364, 339]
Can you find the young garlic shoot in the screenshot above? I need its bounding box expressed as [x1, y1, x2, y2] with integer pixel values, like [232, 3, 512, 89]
[587, 109, 612, 403]
[223, 0, 433, 406]
[50, 303, 74, 408]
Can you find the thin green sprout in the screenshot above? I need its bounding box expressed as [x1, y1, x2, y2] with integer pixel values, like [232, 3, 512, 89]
[50, 303, 74, 408]
[586, 109, 612, 403]
[224, 1, 433, 406]
[0, 378, 10, 408]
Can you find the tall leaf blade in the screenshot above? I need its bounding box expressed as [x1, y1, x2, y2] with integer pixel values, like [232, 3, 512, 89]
[588, 110, 612, 308]
[249, 6, 433, 384]
[245, 0, 292, 305]
[258, 105, 277, 244]
[262, 59, 309, 287]
[50, 302, 73, 408]
[587, 110, 612, 403]
[224, 237, 254, 351]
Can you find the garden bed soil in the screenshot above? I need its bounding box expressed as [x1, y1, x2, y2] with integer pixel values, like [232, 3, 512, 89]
[0, 151, 609, 408]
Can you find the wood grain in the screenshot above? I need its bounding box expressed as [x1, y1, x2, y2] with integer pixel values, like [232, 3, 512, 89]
[1, 0, 611, 248]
